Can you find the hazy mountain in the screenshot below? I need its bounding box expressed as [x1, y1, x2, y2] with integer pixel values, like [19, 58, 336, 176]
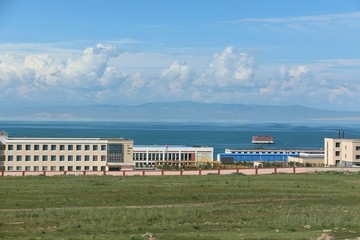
[1, 101, 360, 123]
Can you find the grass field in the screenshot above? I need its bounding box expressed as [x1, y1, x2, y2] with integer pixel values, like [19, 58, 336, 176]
[1, 172, 360, 239]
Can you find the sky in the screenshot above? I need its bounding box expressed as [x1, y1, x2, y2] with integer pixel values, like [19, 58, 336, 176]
[1, 0, 360, 111]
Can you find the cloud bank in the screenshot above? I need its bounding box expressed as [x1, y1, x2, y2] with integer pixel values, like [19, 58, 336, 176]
[0, 43, 360, 110]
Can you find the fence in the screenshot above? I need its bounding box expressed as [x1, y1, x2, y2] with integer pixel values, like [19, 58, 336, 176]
[1, 167, 359, 177]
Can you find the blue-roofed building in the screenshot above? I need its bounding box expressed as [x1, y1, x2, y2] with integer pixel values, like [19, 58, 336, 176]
[217, 149, 324, 165]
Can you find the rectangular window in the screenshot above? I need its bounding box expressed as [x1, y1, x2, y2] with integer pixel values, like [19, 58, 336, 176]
[335, 142, 340, 148]
[59, 166, 65, 171]
[101, 145, 107, 151]
[34, 145, 40, 151]
[25, 155, 31, 161]
[34, 156, 39, 161]
[60, 155, 65, 161]
[8, 145, 13, 150]
[68, 166, 73, 171]
[85, 145, 90, 151]
[335, 151, 340, 156]
[51, 166, 56, 171]
[34, 166, 39, 171]
[8, 156, 13, 161]
[76, 145, 82, 151]
[17, 156, 22, 161]
[25, 166, 30, 171]
[93, 155, 98, 161]
[25, 145, 31, 151]
[76, 166, 81, 171]
[16, 166, 22, 171]
[42, 156, 48, 161]
[68, 156, 73, 161]
[84, 166, 90, 171]
[51, 155, 56, 161]
[101, 166, 106, 171]
[356, 146, 360, 151]
[93, 145, 98, 151]
[42, 166, 48, 171]
[51, 145, 56, 151]
[43, 145, 48, 151]
[17, 145, 22, 151]
[93, 166, 98, 171]
[85, 155, 90, 161]
[68, 145, 73, 151]
[60, 145, 65, 151]
[7, 166, 13, 171]
[101, 155, 106, 161]
[76, 155, 81, 161]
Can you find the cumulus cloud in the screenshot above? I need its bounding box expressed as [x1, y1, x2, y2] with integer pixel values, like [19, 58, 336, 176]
[161, 61, 192, 94]
[195, 46, 254, 87]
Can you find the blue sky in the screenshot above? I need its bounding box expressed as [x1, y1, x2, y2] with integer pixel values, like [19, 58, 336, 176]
[1, 0, 360, 111]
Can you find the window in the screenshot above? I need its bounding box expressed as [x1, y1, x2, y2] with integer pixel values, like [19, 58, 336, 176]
[335, 151, 340, 156]
[8, 145, 13, 150]
[68, 166, 73, 171]
[7, 166, 13, 171]
[43, 145, 48, 151]
[84, 166, 90, 171]
[51, 155, 56, 161]
[101, 166, 106, 171]
[93, 155, 98, 161]
[51, 166, 56, 171]
[101, 155, 106, 161]
[76, 166, 81, 171]
[25, 155, 31, 161]
[34, 156, 39, 161]
[42, 156, 48, 161]
[8, 156, 13, 161]
[17, 166, 22, 171]
[107, 144, 123, 163]
[68, 156, 73, 161]
[25, 166, 30, 171]
[93, 145, 98, 151]
[59, 166, 65, 171]
[76, 145, 81, 151]
[34, 166, 39, 171]
[17, 156, 22, 161]
[101, 145, 106, 151]
[60, 145, 65, 151]
[17, 145, 22, 151]
[356, 146, 360, 151]
[85, 155, 90, 161]
[60, 155, 65, 161]
[335, 142, 340, 148]
[42, 166, 48, 171]
[26, 145, 31, 151]
[85, 145, 90, 151]
[51, 145, 56, 151]
[34, 145, 40, 151]
[93, 166, 98, 171]
[76, 155, 81, 161]
[68, 145, 73, 151]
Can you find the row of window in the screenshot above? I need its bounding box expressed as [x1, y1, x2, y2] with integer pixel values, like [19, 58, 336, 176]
[7, 155, 107, 162]
[134, 153, 193, 161]
[7, 165, 106, 171]
[7, 144, 107, 151]
[231, 151, 298, 154]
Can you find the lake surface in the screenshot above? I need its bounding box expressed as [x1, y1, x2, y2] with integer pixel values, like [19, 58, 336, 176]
[1, 121, 360, 156]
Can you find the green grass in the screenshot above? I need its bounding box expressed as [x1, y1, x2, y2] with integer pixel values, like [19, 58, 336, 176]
[1, 172, 360, 239]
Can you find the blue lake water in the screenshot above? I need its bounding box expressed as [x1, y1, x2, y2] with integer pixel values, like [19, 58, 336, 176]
[1, 121, 360, 156]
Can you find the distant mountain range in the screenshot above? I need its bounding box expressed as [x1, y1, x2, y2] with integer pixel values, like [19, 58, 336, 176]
[1, 101, 360, 123]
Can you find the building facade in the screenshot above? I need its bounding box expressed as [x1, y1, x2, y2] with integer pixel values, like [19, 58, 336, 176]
[0, 132, 133, 171]
[133, 145, 214, 169]
[217, 148, 324, 165]
[324, 138, 360, 167]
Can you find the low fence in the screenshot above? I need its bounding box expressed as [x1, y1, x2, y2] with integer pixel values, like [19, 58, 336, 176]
[1, 167, 360, 177]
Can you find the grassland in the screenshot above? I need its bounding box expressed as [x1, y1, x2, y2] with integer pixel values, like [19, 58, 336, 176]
[1, 172, 360, 239]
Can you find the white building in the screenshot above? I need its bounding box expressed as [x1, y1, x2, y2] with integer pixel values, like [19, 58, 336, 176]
[324, 138, 360, 167]
[133, 145, 214, 169]
[0, 131, 134, 172]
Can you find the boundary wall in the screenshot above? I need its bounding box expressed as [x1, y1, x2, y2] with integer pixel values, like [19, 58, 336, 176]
[1, 167, 359, 177]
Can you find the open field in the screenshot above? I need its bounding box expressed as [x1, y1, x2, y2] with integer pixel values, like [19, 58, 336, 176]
[1, 172, 360, 239]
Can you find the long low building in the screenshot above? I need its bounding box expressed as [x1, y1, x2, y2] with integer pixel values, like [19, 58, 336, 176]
[0, 131, 134, 172]
[133, 145, 214, 169]
[217, 148, 324, 164]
